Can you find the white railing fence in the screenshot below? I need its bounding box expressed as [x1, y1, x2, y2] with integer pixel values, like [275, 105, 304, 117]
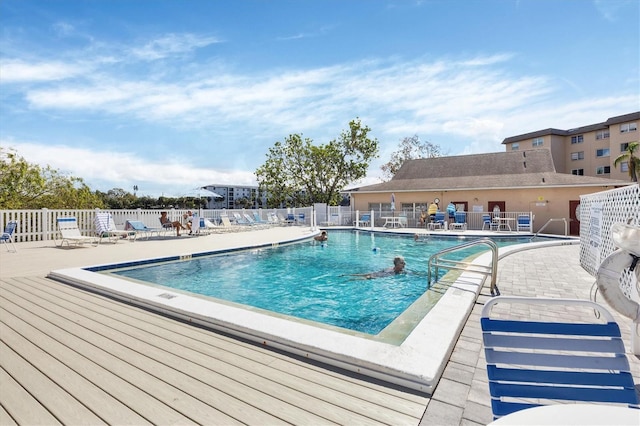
[0, 207, 315, 243]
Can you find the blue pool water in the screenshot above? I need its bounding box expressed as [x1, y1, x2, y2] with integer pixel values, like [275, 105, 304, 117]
[111, 232, 535, 335]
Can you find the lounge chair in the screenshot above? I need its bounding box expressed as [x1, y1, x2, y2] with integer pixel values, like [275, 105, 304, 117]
[429, 212, 445, 230]
[95, 212, 133, 243]
[353, 214, 371, 227]
[233, 212, 253, 226]
[1, 221, 17, 252]
[125, 220, 161, 240]
[279, 213, 296, 225]
[481, 296, 639, 420]
[252, 212, 271, 226]
[56, 217, 98, 247]
[517, 214, 532, 232]
[269, 212, 283, 225]
[450, 211, 467, 231]
[220, 215, 242, 231]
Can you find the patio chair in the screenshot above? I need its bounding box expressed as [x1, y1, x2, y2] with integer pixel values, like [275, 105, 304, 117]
[517, 214, 532, 232]
[125, 220, 161, 240]
[481, 296, 639, 420]
[353, 214, 371, 227]
[450, 211, 467, 231]
[1, 220, 17, 252]
[429, 212, 445, 230]
[56, 217, 98, 247]
[95, 212, 133, 243]
[482, 214, 498, 231]
[280, 213, 296, 225]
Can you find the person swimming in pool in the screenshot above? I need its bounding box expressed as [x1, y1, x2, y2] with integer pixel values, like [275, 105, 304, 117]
[314, 230, 328, 242]
[351, 256, 406, 280]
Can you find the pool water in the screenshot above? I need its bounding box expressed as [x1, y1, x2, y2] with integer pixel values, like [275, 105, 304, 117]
[111, 231, 532, 335]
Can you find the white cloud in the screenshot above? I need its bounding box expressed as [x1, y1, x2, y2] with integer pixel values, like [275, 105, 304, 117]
[2, 140, 256, 197]
[0, 59, 89, 83]
[129, 33, 222, 61]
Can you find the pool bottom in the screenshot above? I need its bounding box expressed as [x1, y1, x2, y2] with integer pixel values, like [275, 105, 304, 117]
[47, 237, 578, 393]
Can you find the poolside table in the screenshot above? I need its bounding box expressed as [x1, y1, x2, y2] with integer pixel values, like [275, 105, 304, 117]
[493, 217, 514, 231]
[382, 216, 407, 228]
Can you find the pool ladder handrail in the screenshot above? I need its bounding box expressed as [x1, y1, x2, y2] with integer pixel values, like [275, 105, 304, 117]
[530, 218, 568, 240]
[427, 238, 500, 296]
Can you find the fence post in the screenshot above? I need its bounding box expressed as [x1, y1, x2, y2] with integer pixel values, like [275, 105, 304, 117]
[42, 208, 50, 241]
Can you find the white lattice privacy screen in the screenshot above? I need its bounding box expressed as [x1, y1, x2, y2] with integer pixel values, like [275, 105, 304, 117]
[580, 184, 639, 275]
[580, 184, 639, 309]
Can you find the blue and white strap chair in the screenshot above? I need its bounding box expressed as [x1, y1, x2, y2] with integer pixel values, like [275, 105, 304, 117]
[1, 220, 17, 252]
[517, 214, 532, 232]
[430, 212, 445, 230]
[481, 296, 639, 420]
[450, 211, 467, 231]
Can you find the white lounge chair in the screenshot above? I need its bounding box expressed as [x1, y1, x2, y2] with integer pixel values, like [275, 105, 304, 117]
[56, 217, 98, 247]
[95, 212, 132, 243]
[1, 221, 17, 252]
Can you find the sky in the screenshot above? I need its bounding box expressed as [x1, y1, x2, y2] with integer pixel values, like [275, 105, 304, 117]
[1, 0, 639, 198]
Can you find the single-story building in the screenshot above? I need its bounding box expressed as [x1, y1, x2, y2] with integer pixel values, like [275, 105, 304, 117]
[346, 150, 631, 235]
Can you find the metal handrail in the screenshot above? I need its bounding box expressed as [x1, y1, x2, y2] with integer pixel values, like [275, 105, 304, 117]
[532, 218, 568, 239]
[427, 238, 500, 296]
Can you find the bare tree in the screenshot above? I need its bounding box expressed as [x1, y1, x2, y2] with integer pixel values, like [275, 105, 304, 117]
[380, 135, 443, 181]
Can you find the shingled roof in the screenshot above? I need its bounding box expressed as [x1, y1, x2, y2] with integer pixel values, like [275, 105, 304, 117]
[349, 150, 630, 193]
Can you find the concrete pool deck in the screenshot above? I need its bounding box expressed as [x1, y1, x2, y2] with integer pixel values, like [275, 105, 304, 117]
[1, 226, 639, 425]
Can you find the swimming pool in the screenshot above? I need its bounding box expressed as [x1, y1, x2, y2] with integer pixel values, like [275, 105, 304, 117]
[49, 228, 577, 393]
[108, 231, 535, 335]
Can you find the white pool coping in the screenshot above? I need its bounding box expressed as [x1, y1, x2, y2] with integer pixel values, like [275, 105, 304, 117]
[48, 235, 578, 393]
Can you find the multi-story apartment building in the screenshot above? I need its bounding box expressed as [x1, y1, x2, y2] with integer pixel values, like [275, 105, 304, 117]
[202, 184, 267, 210]
[502, 112, 639, 181]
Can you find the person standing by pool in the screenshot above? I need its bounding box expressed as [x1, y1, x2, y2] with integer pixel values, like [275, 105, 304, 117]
[446, 202, 456, 224]
[428, 201, 438, 223]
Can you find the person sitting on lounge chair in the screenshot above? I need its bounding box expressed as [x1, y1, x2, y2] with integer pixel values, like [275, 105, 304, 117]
[160, 211, 185, 236]
[183, 210, 194, 233]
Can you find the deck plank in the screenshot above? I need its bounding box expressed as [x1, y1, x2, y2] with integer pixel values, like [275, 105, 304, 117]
[0, 340, 106, 425]
[0, 367, 60, 426]
[21, 276, 428, 423]
[1, 276, 429, 425]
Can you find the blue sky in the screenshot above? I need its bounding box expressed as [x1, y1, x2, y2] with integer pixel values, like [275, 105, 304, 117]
[1, 0, 638, 197]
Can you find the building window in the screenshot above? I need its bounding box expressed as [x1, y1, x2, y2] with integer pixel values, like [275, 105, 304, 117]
[620, 122, 637, 133]
[596, 166, 611, 175]
[570, 151, 584, 160]
[532, 137, 543, 147]
[571, 135, 584, 144]
[571, 169, 584, 175]
[621, 162, 629, 172]
[621, 142, 629, 152]
[511, 143, 519, 151]
[596, 148, 610, 157]
[596, 130, 610, 140]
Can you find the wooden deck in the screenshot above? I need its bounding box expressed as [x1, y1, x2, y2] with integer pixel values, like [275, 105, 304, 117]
[0, 276, 429, 425]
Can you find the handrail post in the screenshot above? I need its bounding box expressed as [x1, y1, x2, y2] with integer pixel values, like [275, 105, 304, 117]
[427, 238, 500, 296]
